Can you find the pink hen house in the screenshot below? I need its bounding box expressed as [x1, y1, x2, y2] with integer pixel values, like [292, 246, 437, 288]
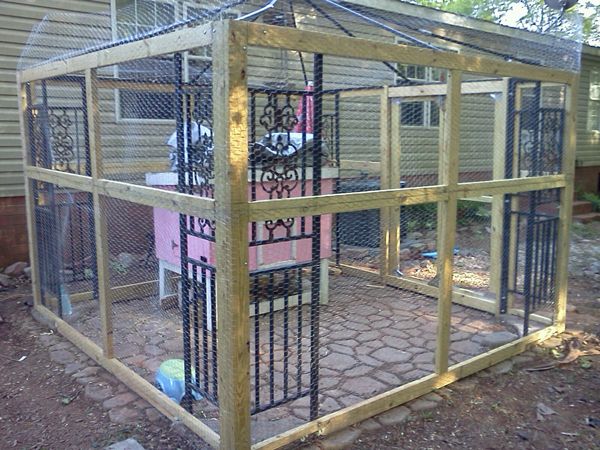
[146, 86, 337, 314]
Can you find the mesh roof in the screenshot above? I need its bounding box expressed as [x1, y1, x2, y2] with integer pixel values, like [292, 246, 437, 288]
[18, 0, 583, 72]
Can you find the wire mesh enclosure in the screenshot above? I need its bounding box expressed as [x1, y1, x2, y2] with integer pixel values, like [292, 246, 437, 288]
[17, 1, 582, 448]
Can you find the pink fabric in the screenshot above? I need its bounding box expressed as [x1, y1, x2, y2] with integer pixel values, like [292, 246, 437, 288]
[293, 84, 314, 134]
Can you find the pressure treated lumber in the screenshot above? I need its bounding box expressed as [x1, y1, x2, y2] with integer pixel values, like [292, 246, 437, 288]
[241, 21, 576, 85]
[19, 22, 214, 82]
[16, 77, 42, 307]
[86, 68, 114, 359]
[24, 166, 216, 219]
[554, 83, 579, 330]
[212, 21, 251, 450]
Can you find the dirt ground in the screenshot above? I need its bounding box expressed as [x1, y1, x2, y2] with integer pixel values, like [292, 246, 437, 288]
[0, 284, 207, 450]
[1, 227, 599, 449]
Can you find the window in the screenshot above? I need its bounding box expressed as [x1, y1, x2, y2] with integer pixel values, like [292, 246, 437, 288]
[397, 65, 445, 127]
[111, 1, 237, 121]
[588, 70, 600, 132]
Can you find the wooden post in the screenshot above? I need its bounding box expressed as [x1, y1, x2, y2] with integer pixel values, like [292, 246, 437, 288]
[212, 21, 251, 450]
[435, 70, 462, 374]
[554, 82, 578, 331]
[389, 100, 402, 274]
[17, 77, 42, 307]
[379, 86, 391, 278]
[490, 79, 509, 308]
[86, 68, 114, 359]
[506, 85, 523, 311]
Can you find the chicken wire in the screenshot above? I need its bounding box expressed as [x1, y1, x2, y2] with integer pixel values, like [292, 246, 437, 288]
[20, 0, 580, 447]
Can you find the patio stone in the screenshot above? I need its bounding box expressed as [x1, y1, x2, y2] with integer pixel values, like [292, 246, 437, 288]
[376, 406, 410, 426]
[320, 428, 362, 449]
[371, 347, 412, 364]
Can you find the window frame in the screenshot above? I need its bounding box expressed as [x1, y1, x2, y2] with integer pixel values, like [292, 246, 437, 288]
[396, 64, 444, 129]
[109, 0, 239, 123]
[587, 69, 600, 132]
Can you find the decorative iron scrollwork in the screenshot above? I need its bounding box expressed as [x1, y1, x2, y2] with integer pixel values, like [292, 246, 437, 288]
[264, 218, 295, 241]
[254, 94, 302, 201]
[259, 94, 299, 134]
[520, 109, 563, 176]
[48, 108, 76, 173]
[189, 121, 215, 198]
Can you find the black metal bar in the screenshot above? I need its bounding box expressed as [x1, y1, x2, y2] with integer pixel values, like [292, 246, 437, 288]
[192, 265, 200, 392]
[334, 93, 341, 267]
[532, 82, 542, 176]
[201, 261, 209, 394]
[541, 218, 552, 305]
[309, 53, 323, 421]
[532, 209, 541, 310]
[253, 275, 260, 409]
[522, 191, 537, 336]
[268, 272, 275, 406]
[283, 269, 290, 399]
[296, 266, 303, 397]
[210, 267, 218, 399]
[301, 92, 307, 234]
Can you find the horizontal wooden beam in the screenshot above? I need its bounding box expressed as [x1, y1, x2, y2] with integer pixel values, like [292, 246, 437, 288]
[249, 175, 566, 222]
[19, 22, 214, 82]
[33, 304, 220, 448]
[339, 159, 382, 175]
[253, 323, 558, 450]
[338, 88, 385, 98]
[25, 166, 216, 219]
[508, 308, 554, 326]
[340, 264, 497, 314]
[455, 175, 566, 198]
[249, 185, 448, 222]
[240, 21, 576, 85]
[70, 279, 158, 303]
[389, 79, 504, 99]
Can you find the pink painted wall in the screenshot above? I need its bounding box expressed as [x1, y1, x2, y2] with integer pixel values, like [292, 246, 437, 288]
[154, 179, 334, 270]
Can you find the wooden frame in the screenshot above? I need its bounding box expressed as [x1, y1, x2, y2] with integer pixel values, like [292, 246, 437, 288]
[17, 17, 578, 450]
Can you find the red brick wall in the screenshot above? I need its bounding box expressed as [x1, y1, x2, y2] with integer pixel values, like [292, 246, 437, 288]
[0, 196, 29, 268]
[575, 166, 600, 194]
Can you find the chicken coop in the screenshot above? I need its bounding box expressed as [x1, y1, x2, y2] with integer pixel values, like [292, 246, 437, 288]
[17, 1, 582, 448]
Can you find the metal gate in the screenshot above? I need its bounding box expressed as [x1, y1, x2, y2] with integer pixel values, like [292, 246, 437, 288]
[500, 80, 564, 335]
[175, 55, 333, 420]
[25, 80, 97, 317]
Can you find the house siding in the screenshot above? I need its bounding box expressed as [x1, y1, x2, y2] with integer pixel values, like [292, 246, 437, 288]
[0, 0, 110, 198]
[576, 52, 600, 168]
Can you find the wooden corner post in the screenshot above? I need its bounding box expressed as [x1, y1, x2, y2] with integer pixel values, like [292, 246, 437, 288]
[213, 20, 251, 449]
[17, 76, 42, 308]
[86, 68, 114, 359]
[435, 70, 462, 374]
[554, 81, 578, 331]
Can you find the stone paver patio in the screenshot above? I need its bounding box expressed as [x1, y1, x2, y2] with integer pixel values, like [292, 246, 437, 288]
[63, 272, 521, 443]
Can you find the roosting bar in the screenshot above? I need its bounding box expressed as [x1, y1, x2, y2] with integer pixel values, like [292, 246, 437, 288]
[17, 2, 580, 448]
